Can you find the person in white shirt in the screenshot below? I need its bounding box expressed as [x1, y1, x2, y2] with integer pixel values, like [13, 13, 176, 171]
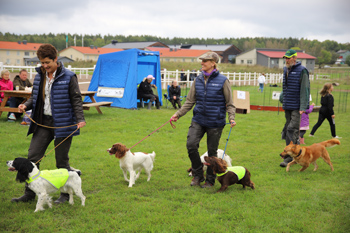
[258, 73, 266, 93]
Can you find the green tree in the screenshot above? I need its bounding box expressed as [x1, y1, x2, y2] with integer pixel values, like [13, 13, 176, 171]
[317, 49, 332, 68]
[345, 55, 350, 66]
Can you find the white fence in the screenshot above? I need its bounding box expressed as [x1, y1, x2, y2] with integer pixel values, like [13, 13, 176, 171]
[161, 69, 315, 89]
[0, 63, 94, 81]
[1, 63, 317, 89]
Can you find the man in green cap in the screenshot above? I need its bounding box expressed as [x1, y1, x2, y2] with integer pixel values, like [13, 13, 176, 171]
[280, 49, 310, 167]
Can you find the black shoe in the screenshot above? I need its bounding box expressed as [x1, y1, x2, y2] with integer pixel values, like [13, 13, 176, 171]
[54, 193, 69, 204]
[11, 186, 36, 203]
[190, 176, 205, 186]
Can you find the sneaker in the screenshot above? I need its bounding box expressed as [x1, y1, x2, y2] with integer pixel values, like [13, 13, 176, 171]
[333, 136, 342, 139]
[190, 176, 204, 186]
[201, 182, 214, 188]
[8, 113, 16, 121]
[308, 134, 314, 137]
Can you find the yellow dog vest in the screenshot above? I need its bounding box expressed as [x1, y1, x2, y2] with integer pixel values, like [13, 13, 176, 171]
[27, 169, 69, 189]
[216, 166, 246, 180]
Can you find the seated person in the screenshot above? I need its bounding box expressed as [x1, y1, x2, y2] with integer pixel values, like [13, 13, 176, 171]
[0, 69, 15, 121]
[10, 69, 33, 120]
[169, 80, 182, 109]
[137, 75, 160, 109]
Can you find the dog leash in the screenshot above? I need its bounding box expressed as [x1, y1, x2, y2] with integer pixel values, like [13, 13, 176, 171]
[128, 119, 176, 151]
[222, 123, 233, 159]
[24, 112, 80, 165]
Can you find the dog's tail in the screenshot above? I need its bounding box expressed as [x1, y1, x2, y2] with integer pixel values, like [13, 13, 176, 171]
[150, 151, 156, 162]
[69, 167, 82, 176]
[319, 139, 341, 148]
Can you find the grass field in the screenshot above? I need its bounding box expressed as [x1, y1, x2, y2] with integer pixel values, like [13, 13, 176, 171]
[1, 84, 349, 232]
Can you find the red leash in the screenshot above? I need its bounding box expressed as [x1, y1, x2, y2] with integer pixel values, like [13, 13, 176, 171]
[128, 119, 176, 150]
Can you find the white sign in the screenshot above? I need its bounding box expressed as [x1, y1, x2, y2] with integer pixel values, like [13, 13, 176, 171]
[97, 87, 124, 98]
[272, 91, 281, 100]
[237, 91, 246, 100]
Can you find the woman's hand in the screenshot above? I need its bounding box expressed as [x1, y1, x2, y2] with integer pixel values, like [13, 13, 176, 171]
[230, 120, 236, 128]
[18, 104, 27, 113]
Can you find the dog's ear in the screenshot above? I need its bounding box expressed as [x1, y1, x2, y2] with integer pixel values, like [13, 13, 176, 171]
[14, 159, 32, 183]
[289, 141, 294, 145]
[115, 143, 127, 159]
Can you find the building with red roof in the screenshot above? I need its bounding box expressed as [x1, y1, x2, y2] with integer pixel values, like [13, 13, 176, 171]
[59, 46, 123, 61]
[146, 47, 211, 63]
[236, 48, 316, 71]
[0, 40, 43, 66]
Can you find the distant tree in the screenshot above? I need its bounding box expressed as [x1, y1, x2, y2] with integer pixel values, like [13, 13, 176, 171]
[345, 55, 350, 66]
[317, 49, 332, 68]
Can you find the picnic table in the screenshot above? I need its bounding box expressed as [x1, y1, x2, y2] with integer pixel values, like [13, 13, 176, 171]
[81, 91, 112, 114]
[0, 90, 112, 117]
[0, 90, 31, 117]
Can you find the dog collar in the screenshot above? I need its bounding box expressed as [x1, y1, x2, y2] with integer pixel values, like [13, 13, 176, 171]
[27, 171, 41, 183]
[296, 149, 302, 158]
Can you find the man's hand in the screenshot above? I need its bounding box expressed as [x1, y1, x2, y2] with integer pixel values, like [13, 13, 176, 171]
[230, 120, 236, 128]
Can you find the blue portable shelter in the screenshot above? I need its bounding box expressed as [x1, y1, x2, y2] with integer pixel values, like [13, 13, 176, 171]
[84, 49, 162, 109]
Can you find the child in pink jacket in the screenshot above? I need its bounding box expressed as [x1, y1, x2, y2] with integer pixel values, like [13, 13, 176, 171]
[299, 103, 315, 144]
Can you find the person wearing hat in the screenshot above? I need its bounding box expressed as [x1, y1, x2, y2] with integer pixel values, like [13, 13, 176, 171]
[280, 49, 310, 167]
[137, 74, 160, 109]
[170, 51, 236, 188]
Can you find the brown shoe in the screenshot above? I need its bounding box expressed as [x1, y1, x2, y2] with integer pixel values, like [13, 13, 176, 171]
[190, 176, 204, 186]
[201, 182, 214, 188]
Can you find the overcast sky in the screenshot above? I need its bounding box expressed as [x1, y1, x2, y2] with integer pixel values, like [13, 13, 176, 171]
[0, 0, 349, 43]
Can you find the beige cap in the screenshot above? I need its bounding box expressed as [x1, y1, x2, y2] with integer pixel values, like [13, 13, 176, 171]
[199, 52, 220, 63]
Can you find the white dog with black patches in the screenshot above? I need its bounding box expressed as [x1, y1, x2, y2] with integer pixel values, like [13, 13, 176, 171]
[7, 157, 85, 212]
[107, 143, 156, 188]
[187, 149, 233, 176]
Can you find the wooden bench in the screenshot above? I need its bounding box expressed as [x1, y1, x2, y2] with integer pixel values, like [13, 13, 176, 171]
[83, 102, 113, 114]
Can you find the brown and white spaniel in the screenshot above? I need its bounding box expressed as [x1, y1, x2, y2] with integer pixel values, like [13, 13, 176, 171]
[107, 143, 156, 188]
[203, 156, 255, 192]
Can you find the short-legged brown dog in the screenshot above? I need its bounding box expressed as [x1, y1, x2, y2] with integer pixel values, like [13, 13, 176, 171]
[280, 139, 340, 172]
[203, 156, 255, 192]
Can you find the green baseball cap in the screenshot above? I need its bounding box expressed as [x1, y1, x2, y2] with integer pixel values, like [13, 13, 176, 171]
[283, 49, 297, 58]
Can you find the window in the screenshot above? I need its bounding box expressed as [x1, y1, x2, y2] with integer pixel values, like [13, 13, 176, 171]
[6, 59, 10, 64]
[191, 59, 195, 62]
[247, 60, 252, 64]
[241, 60, 244, 64]
[183, 59, 186, 62]
[7, 51, 10, 55]
[17, 51, 20, 56]
[16, 59, 20, 64]
[25, 52, 30, 56]
[271, 60, 275, 65]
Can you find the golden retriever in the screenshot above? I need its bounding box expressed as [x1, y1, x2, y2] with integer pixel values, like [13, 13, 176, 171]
[280, 139, 340, 172]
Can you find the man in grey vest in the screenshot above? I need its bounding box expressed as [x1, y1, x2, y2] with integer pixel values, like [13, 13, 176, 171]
[170, 52, 236, 188]
[280, 49, 310, 167]
[13, 44, 86, 203]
